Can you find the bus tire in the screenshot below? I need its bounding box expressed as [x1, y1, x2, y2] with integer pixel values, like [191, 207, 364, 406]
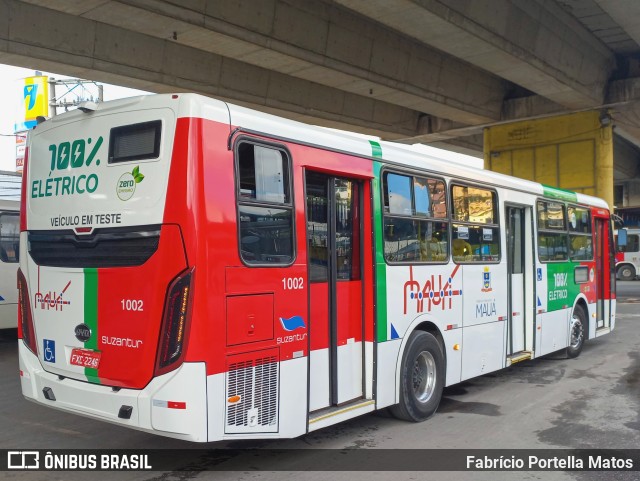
[390, 331, 444, 422]
[566, 306, 586, 359]
[618, 264, 636, 281]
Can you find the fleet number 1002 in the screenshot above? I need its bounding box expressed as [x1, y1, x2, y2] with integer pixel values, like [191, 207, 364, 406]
[282, 277, 304, 290]
[121, 299, 144, 311]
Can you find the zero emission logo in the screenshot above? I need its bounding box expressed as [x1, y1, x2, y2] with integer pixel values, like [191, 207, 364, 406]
[117, 166, 145, 201]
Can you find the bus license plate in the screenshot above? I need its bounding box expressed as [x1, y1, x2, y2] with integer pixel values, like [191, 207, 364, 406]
[70, 348, 101, 369]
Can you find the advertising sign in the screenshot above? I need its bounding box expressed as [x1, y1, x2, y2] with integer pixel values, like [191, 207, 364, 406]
[24, 76, 49, 124]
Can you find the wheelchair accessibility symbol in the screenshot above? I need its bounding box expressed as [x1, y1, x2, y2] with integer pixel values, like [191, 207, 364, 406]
[43, 339, 56, 363]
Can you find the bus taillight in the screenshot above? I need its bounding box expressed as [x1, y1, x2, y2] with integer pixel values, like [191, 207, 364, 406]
[17, 268, 37, 355]
[20, 147, 28, 231]
[155, 268, 194, 376]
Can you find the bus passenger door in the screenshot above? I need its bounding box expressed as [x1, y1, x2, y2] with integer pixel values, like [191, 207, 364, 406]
[594, 217, 611, 330]
[506, 205, 534, 357]
[306, 171, 364, 411]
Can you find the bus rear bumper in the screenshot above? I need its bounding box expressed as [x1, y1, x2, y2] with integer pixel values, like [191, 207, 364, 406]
[18, 342, 208, 442]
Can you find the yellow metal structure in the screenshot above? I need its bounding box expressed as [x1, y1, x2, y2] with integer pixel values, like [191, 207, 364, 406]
[484, 111, 614, 209]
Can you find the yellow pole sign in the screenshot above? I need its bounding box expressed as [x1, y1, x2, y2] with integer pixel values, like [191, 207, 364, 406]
[23, 75, 49, 125]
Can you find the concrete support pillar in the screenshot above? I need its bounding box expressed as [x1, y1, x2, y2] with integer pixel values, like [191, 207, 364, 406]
[596, 122, 614, 211]
[484, 111, 614, 210]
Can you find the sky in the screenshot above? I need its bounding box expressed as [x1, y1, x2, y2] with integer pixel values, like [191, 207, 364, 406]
[0, 63, 482, 172]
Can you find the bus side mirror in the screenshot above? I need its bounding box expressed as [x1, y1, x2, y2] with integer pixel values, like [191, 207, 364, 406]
[618, 228, 627, 247]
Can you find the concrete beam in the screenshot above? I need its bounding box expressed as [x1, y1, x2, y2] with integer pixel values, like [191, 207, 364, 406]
[2, 0, 429, 139]
[429, 135, 484, 158]
[611, 104, 640, 157]
[595, 0, 640, 48]
[500, 78, 640, 151]
[21, 0, 506, 124]
[400, 77, 640, 147]
[335, 0, 615, 109]
[613, 134, 640, 181]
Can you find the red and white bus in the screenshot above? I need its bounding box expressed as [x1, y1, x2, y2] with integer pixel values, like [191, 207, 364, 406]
[615, 227, 640, 280]
[18, 94, 616, 442]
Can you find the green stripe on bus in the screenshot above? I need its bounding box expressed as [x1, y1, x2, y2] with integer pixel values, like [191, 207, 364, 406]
[373, 161, 388, 342]
[83, 268, 100, 384]
[542, 185, 578, 202]
[369, 140, 383, 159]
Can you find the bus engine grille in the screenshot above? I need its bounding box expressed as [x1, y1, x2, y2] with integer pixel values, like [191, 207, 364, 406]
[225, 352, 279, 434]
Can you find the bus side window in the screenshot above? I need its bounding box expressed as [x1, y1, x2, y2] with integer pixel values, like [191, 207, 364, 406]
[626, 234, 640, 253]
[236, 142, 294, 265]
[450, 184, 500, 263]
[568, 206, 593, 261]
[0, 213, 19, 263]
[537, 201, 568, 261]
[382, 171, 449, 264]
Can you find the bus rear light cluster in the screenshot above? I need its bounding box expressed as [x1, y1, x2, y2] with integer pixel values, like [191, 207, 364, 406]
[155, 268, 194, 376]
[17, 268, 37, 355]
[20, 147, 28, 231]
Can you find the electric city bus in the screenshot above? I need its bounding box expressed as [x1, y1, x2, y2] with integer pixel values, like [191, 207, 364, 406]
[18, 94, 616, 442]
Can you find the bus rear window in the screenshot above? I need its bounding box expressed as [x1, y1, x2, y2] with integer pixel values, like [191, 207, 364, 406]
[109, 120, 161, 163]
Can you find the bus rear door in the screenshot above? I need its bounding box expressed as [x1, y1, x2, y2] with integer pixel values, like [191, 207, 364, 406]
[594, 211, 614, 331]
[505, 205, 535, 360]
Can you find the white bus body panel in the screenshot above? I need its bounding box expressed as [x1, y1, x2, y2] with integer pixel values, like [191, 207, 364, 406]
[309, 348, 330, 412]
[206, 357, 307, 441]
[19, 341, 208, 442]
[27, 108, 175, 231]
[375, 339, 401, 409]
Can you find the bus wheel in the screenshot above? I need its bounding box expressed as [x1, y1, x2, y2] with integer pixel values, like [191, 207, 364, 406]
[566, 306, 586, 358]
[618, 265, 636, 281]
[391, 331, 444, 422]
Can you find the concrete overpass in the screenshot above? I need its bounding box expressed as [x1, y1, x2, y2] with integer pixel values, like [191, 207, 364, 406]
[1, 0, 640, 202]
